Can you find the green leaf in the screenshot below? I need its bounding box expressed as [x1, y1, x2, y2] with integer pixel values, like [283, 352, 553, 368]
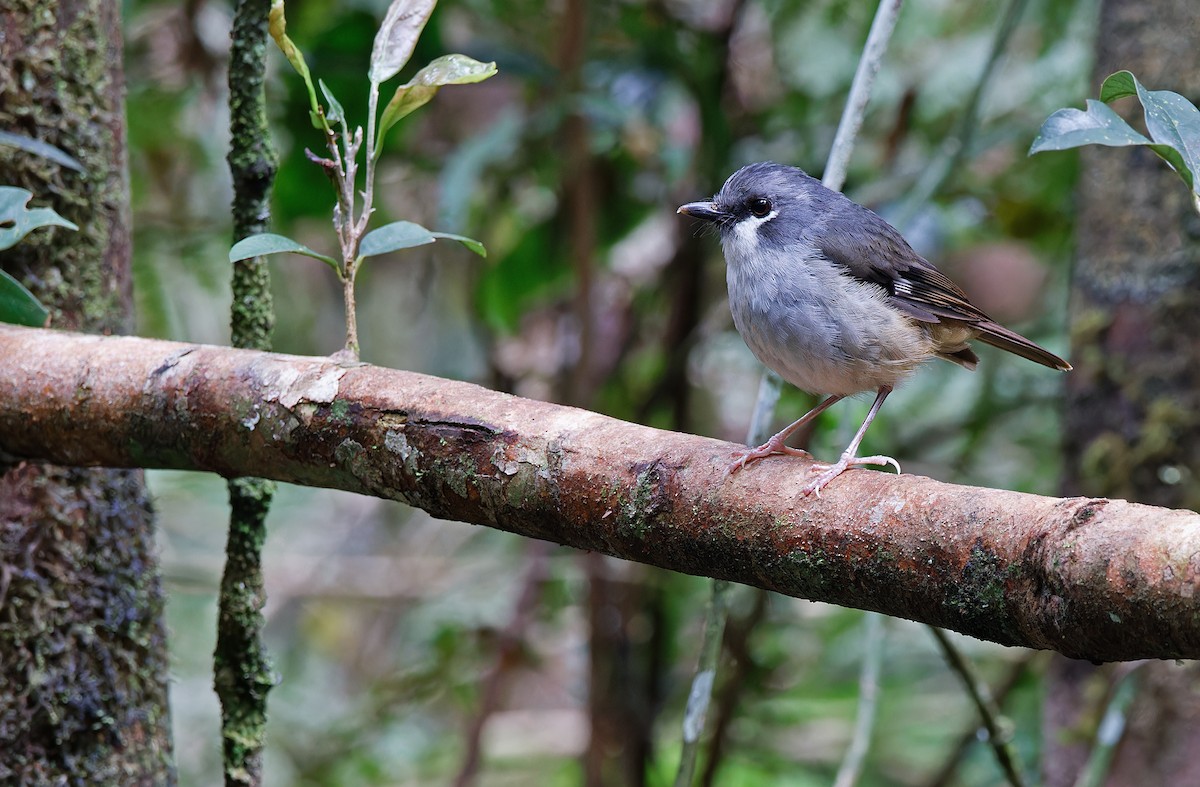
[376, 55, 498, 154]
[269, 1, 308, 79]
[318, 79, 345, 127]
[0, 269, 49, 327]
[269, 1, 322, 125]
[230, 233, 340, 273]
[0, 131, 84, 172]
[409, 54, 498, 88]
[359, 221, 437, 257]
[1098, 70, 1138, 103]
[369, 0, 438, 85]
[1032, 70, 1200, 201]
[1029, 100, 1154, 153]
[431, 231, 487, 258]
[0, 186, 78, 251]
[376, 86, 438, 152]
[359, 222, 487, 258]
[1112, 72, 1200, 190]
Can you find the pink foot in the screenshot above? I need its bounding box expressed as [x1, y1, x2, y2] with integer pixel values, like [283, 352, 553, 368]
[727, 437, 811, 475]
[800, 454, 901, 497]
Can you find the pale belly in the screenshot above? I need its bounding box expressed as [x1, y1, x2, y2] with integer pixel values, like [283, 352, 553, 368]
[726, 254, 934, 397]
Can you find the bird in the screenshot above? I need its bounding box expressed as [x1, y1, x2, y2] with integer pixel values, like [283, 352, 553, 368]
[678, 162, 1070, 496]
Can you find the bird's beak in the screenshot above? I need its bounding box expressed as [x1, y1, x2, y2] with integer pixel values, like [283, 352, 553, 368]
[677, 201, 724, 222]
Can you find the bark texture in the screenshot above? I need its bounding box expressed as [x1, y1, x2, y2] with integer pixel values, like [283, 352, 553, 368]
[0, 0, 173, 781]
[1, 326, 1198, 663]
[218, 1, 279, 783]
[1049, 0, 1200, 782]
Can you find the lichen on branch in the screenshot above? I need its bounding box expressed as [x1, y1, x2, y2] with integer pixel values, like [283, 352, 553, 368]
[0, 325, 1197, 663]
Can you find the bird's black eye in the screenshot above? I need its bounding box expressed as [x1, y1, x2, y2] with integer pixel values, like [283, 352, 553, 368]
[748, 197, 772, 218]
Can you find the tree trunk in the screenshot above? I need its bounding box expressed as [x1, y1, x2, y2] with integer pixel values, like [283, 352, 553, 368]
[1049, 0, 1200, 783]
[0, 0, 174, 781]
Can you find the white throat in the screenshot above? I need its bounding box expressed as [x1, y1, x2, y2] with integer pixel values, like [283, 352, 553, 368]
[728, 210, 779, 254]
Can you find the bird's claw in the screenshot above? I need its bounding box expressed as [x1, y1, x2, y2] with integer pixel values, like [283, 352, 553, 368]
[727, 441, 812, 476]
[726, 447, 767, 476]
[726, 441, 899, 497]
[799, 453, 902, 496]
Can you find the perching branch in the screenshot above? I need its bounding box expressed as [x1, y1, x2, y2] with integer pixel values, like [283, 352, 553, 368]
[2, 325, 1198, 662]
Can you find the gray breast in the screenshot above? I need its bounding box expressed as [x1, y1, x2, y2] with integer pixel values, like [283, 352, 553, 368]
[724, 245, 934, 396]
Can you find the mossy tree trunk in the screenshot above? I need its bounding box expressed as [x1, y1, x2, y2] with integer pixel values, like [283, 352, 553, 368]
[0, 0, 174, 782]
[1048, 0, 1200, 784]
[216, 1, 279, 784]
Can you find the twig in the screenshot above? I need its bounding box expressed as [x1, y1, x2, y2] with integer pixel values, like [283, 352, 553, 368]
[1072, 663, 1145, 787]
[700, 589, 770, 787]
[928, 652, 1039, 787]
[929, 627, 1026, 787]
[674, 580, 731, 787]
[823, 0, 906, 193]
[833, 613, 886, 787]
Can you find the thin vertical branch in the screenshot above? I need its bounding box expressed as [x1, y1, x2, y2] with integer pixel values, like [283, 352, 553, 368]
[929, 653, 1039, 787]
[822, 0, 905, 193]
[699, 589, 770, 787]
[227, 3, 278, 353]
[359, 87, 380, 241]
[1072, 664, 1144, 787]
[673, 581, 730, 787]
[559, 0, 597, 407]
[833, 613, 886, 787]
[929, 627, 1026, 787]
[549, 0, 639, 781]
[219, 0, 279, 784]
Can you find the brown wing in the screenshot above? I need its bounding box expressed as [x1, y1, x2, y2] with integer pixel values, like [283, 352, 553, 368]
[817, 199, 1071, 371]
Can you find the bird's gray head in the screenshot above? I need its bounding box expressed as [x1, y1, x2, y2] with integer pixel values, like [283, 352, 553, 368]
[678, 162, 832, 256]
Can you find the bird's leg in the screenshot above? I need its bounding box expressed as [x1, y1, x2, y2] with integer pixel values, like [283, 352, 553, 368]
[728, 394, 844, 474]
[800, 386, 900, 496]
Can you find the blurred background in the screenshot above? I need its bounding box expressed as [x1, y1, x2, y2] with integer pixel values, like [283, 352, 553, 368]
[125, 0, 1094, 783]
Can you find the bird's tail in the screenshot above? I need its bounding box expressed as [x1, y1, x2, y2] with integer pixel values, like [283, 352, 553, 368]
[975, 321, 1072, 371]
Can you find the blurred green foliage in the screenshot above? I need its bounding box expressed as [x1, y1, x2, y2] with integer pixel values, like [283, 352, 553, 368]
[124, 0, 1096, 783]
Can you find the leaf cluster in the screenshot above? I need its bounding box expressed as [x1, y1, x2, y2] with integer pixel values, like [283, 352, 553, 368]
[231, 0, 495, 357]
[1031, 70, 1200, 214]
